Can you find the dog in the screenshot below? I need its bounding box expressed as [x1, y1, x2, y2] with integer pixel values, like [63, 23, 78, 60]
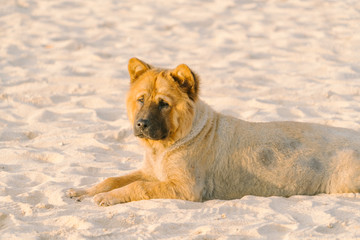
[67, 57, 360, 206]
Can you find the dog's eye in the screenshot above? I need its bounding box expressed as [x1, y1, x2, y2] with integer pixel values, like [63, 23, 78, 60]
[158, 99, 169, 109]
[137, 96, 144, 104]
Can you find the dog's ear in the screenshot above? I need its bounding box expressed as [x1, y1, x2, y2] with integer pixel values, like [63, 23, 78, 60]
[171, 64, 199, 101]
[128, 58, 151, 83]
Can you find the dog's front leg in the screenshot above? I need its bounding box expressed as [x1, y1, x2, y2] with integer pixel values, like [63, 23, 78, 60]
[66, 170, 147, 201]
[94, 180, 198, 206]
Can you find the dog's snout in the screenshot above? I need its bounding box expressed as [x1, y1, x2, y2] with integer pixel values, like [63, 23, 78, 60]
[136, 119, 149, 130]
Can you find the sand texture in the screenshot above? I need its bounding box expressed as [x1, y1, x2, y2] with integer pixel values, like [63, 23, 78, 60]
[1, 0, 360, 239]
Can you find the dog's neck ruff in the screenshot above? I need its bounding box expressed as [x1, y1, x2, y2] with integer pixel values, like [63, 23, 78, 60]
[167, 100, 212, 152]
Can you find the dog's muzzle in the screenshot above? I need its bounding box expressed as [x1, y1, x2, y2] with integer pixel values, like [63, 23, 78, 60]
[134, 118, 168, 140]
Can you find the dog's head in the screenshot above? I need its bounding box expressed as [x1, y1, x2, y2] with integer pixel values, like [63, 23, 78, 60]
[126, 58, 199, 147]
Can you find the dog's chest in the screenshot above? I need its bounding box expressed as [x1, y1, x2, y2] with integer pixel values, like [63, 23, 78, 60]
[147, 153, 167, 181]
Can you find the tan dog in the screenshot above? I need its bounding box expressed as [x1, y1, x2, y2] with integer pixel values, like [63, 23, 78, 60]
[67, 58, 360, 206]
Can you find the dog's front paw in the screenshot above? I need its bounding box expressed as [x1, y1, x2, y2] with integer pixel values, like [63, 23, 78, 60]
[66, 188, 88, 202]
[93, 192, 120, 206]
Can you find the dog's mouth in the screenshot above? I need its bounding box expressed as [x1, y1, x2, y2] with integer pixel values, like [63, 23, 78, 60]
[135, 132, 168, 140]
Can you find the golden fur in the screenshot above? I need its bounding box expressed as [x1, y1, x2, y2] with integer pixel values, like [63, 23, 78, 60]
[67, 58, 360, 206]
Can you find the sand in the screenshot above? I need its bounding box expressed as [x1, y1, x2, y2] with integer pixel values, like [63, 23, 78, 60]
[1, 0, 360, 239]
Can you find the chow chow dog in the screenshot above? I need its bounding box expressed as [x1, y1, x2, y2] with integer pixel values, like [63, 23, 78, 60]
[67, 58, 360, 206]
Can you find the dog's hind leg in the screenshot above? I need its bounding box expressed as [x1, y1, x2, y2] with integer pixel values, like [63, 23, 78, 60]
[325, 149, 360, 194]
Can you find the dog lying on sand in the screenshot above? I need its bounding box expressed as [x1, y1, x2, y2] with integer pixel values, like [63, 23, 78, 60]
[67, 58, 360, 206]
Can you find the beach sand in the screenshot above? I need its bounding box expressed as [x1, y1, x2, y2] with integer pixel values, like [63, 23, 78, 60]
[1, 0, 360, 239]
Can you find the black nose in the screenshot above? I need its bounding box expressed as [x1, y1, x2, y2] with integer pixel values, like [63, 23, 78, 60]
[136, 119, 149, 130]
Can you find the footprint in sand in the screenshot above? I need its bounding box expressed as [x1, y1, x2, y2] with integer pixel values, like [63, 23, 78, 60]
[315, 222, 344, 235]
[0, 130, 38, 142]
[95, 108, 123, 121]
[27, 151, 64, 164]
[50, 95, 70, 104]
[257, 223, 293, 239]
[30, 109, 60, 122]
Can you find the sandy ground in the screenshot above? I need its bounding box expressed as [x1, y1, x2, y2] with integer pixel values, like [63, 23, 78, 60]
[1, 0, 360, 239]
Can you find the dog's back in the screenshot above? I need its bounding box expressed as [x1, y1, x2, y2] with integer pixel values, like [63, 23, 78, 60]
[184, 100, 360, 200]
